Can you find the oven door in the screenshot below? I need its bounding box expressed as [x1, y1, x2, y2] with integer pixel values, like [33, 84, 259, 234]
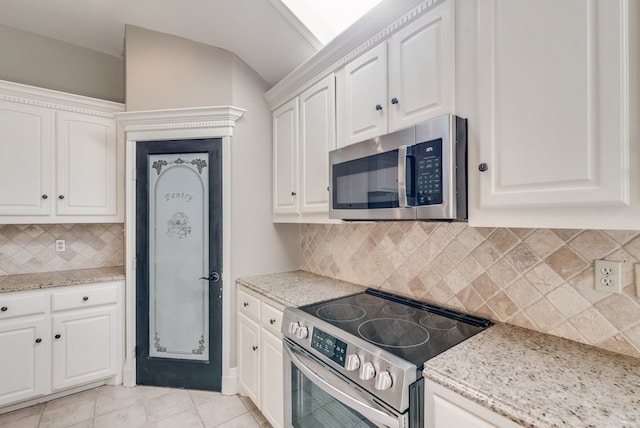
[284, 341, 406, 428]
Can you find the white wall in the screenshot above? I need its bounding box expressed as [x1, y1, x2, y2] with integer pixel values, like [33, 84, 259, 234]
[0, 24, 124, 102]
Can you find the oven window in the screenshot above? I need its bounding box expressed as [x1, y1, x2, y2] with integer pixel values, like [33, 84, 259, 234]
[291, 365, 378, 428]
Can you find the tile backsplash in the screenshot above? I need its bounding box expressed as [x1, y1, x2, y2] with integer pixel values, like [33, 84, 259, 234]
[0, 224, 124, 275]
[302, 223, 640, 358]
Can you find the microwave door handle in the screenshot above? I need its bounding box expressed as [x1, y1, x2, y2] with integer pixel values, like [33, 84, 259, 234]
[285, 344, 401, 428]
[398, 145, 408, 208]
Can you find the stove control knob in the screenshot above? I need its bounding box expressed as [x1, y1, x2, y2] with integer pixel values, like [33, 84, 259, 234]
[375, 371, 393, 390]
[295, 326, 309, 339]
[288, 322, 300, 335]
[344, 354, 360, 371]
[359, 362, 376, 381]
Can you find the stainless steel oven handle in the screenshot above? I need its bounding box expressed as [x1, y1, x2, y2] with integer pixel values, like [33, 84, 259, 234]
[397, 145, 408, 208]
[285, 344, 401, 428]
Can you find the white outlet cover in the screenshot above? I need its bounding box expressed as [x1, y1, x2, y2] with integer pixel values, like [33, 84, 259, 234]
[55, 240, 65, 252]
[594, 260, 622, 294]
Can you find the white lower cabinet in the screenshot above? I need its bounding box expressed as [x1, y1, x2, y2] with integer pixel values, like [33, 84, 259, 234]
[0, 281, 122, 410]
[425, 380, 520, 428]
[237, 285, 284, 428]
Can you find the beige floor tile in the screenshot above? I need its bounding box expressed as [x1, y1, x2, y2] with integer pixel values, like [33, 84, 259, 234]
[0, 403, 45, 425]
[45, 389, 97, 411]
[148, 408, 204, 428]
[0, 413, 41, 428]
[94, 404, 147, 428]
[215, 412, 261, 428]
[94, 386, 144, 416]
[67, 419, 95, 428]
[189, 389, 223, 407]
[137, 385, 177, 401]
[197, 395, 248, 428]
[144, 389, 194, 422]
[39, 399, 95, 428]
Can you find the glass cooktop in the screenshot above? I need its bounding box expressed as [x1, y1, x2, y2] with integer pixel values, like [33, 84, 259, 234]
[299, 289, 492, 366]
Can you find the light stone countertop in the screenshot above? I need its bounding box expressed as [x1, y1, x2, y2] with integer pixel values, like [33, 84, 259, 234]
[236, 270, 366, 307]
[0, 266, 126, 293]
[423, 322, 640, 428]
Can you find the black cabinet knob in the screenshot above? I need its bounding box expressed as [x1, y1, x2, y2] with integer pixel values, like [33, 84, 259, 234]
[243, 302, 249, 307]
[58, 195, 65, 200]
[291, 191, 297, 196]
[375, 104, 383, 111]
[82, 296, 89, 301]
[55, 334, 61, 339]
[252, 346, 258, 351]
[478, 163, 489, 172]
[42, 194, 48, 200]
[391, 97, 399, 104]
[35, 338, 42, 343]
[269, 319, 276, 325]
[1, 306, 7, 312]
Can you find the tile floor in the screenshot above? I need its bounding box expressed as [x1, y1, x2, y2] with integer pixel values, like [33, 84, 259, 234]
[0, 385, 271, 428]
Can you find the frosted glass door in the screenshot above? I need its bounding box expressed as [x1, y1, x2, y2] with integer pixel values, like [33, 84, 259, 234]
[148, 153, 209, 361]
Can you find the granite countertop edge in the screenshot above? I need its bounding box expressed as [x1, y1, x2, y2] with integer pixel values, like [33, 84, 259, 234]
[0, 266, 126, 293]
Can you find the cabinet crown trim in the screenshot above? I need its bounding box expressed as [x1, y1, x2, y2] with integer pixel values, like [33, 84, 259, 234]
[264, 0, 445, 109]
[0, 79, 124, 117]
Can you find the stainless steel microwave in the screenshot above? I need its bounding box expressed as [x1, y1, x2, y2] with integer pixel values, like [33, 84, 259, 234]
[329, 114, 467, 221]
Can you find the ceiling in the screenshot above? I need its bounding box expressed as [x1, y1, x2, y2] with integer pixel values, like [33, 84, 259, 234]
[0, 0, 321, 86]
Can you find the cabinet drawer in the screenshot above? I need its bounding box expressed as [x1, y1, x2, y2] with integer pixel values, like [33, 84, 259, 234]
[52, 283, 119, 312]
[238, 288, 261, 320]
[261, 303, 283, 336]
[0, 293, 46, 320]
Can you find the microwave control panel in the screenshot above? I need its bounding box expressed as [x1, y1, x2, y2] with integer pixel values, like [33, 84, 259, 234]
[414, 139, 443, 205]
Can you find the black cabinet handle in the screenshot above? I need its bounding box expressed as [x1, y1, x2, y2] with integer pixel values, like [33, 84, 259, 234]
[35, 338, 42, 343]
[269, 319, 276, 325]
[291, 191, 297, 196]
[478, 163, 489, 172]
[1, 306, 7, 312]
[82, 296, 89, 301]
[58, 195, 65, 200]
[252, 346, 258, 351]
[42, 195, 48, 200]
[375, 104, 383, 111]
[243, 302, 249, 307]
[55, 334, 61, 339]
[391, 97, 399, 104]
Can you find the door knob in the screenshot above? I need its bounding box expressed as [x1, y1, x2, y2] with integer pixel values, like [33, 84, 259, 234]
[199, 272, 220, 282]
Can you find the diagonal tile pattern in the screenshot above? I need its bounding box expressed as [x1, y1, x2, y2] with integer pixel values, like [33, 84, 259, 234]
[302, 223, 640, 358]
[0, 386, 270, 428]
[0, 224, 124, 275]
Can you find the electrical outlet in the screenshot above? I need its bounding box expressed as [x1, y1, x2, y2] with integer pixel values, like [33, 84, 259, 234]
[55, 240, 65, 252]
[324, 242, 332, 256]
[594, 260, 622, 294]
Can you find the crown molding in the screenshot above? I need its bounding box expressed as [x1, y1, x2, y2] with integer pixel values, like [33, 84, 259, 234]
[269, 0, 323, 50]
[0, 79, 124, 117]
[115, 106, 247, 137]
[264, 0, 444, 109]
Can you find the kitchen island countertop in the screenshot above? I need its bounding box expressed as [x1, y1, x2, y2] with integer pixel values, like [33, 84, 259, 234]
[236, 270, 366, 307]
[424, 322, 640, 427]
[0, 266, 125, 293]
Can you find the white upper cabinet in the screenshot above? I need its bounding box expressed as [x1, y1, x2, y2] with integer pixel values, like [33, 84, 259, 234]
[467, 0, 637, 229]
[56, 112, 118, 217]
[337, 0, 455, 147]
[0, 101, 53, 216]
[338, 43, 388, 147]
[273, 75, 338, 223]
[0, 80, 124, 224]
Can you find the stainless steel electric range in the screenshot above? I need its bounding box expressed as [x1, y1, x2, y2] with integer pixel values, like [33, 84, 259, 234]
[282, 288, 492, 428]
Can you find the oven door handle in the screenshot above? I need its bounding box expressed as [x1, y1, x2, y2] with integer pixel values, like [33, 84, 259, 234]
[285, 344, 401, 428]
[398, 145, 408, 208]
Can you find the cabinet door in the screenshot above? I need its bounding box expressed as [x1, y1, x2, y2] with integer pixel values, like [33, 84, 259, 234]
[475, 0, 630, 212]
[51, 306, 118, 391]
[338, 43, 388, 147]
[273, 99, 299, 217]
[0, 317, 48, 407]
[56, 111, 118, 217]
[299, 75, 336, 215]
[261, 329, 284, 428]
[238, 312, 261, 406]
[0, 101, 53, 216]
[388, 0, 454, 132]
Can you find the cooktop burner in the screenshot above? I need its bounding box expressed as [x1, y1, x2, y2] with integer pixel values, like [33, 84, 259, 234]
[299, 289, 491, 365]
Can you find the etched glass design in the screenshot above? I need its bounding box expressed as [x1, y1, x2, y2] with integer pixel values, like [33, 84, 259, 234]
[149, 153, 209, 360]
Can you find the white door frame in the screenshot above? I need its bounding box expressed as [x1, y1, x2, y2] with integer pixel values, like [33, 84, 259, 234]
[115, 106, 245, 394]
